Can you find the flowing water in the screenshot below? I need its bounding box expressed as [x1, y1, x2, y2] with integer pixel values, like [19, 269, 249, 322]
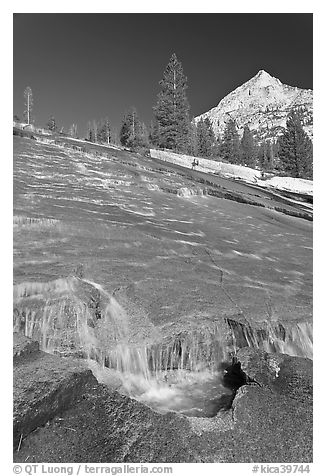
[13, 138, 313, 416]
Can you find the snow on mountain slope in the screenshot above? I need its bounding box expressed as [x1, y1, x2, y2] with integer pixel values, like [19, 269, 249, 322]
[195, 70, 313, 141]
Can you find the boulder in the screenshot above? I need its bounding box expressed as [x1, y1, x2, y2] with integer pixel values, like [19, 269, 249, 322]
[13, 334, 97, 449]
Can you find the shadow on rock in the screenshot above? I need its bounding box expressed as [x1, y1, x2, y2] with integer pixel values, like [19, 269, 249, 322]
[213, 356, 261, 412]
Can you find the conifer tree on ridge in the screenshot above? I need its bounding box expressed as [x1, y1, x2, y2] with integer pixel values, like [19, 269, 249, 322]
[153, 53, 191, 153]
[120, 107, 148, 150]
[47, 116, 56, 132]
[277, 110, 313, 179]
[196, 117, 217, 159]
[219, 119, 241, 164]
[240, 125, 257, 167]
[23, 86, 34, 124]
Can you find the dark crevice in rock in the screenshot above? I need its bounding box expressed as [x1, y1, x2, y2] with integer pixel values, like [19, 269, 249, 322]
[218, 357, 261, 411]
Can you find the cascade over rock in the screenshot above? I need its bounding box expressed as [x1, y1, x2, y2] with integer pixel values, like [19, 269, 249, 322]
[13, 336, 312, 463]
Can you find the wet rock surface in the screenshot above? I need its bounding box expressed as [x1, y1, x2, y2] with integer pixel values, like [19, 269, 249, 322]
[13, 138, 312, 363]
[13, 340, 312, 463]
[13, 138, 313, 462]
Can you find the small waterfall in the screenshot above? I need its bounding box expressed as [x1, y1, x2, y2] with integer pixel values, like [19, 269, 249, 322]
[87, 321, 234, 418]
[227, 318, 313, 360]
[263, 320, 313, 359]
[146, 183, 161, 192]
[146, 325, 230, 374]
[13, 277, 100, 356]
[13, 278, 313, 365]
[13, 279, 233, 416]
[177, 187, 206, 198]
[13, 215, 60, 228]
[13, 277, 142, 363]
[13, 277, 313, 416]
[101, 324, 231, 381]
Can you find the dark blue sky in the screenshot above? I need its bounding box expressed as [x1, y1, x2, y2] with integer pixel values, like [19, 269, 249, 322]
[13, 13, 313, 137]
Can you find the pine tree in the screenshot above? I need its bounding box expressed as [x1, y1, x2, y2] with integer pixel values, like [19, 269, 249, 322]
[120, 108, 137, 148]
[267, 140, 275, 170]
[139, 122, 149, 149]
[120, 108, 148, 150]
[69, 123, 78, 138]
[153, 53, 191, 153]
[205, 118, 218, 157]
[196, 117, 217, 158]
[277, 111, 313, 179]
[258, 140, 270, 171]
[257, 140, 278, 172]
[188, 121, 198, 157]
[196, 118, 207, 157]
[110, 129, 119, 146]
[97, 118, 111, 144]
[47, 116, 56, 132]
[86, 122, 92, 141]
[149, 120, 160, 147]
[240, 125, 257, 167]
[23, 86, 33, 124]
[92, 120, 98, 143]
[219, 119, 241, 164]
[87, 120, 98, 142]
